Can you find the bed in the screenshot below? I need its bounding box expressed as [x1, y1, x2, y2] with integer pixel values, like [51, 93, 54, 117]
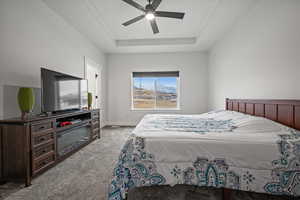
[108, 99, 300, 200]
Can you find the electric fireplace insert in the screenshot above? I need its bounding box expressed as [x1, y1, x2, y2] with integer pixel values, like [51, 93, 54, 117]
[57, 122, 91, 157]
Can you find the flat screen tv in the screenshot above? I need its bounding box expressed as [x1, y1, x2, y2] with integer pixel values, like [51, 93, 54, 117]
[41, 68, 88, 113]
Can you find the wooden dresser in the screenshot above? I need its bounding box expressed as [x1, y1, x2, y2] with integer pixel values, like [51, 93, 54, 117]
[0, 109, 100, 186]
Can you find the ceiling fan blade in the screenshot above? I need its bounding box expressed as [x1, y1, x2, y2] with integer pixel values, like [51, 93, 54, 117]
[150, 19, 159, 34]
[151, 0, 162, 10]
[122, 15, 145, 26]
[122, 0, 145, 12]
[155, 11, 185, 19]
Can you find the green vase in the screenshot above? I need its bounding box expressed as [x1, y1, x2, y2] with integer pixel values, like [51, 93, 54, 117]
[88, 92, 93, 109]
[18, 88, 35, 118]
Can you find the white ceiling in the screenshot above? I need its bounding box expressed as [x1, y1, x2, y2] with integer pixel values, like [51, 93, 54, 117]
[42, 0, 257, 53]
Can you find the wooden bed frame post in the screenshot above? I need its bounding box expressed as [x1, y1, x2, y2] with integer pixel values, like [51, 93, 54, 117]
[223, 189, 232, 200]
[225, 98, 229, 110]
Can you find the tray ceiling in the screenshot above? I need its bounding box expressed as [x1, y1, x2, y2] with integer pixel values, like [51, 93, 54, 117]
[42, 0, 257, 53]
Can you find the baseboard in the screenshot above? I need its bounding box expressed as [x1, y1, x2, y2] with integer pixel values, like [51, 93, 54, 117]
[106, 121, 137, 127]
[100, 121, 107, 129]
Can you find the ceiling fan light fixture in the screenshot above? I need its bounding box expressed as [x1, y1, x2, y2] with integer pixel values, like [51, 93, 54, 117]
[146, 12, 155, 20]
[122, 0, 185, 34]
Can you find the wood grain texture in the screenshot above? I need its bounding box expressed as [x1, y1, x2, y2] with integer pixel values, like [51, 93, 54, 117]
[228, 102, 233, 111]
[255, 104, 265, 117]
[226, 99, 300, 131]
[91, 110, 101, 139]
[223, 189, 232, 200]
[278, 105, 294, 127]
[295, 106, 300, 130]
[0, 109, 101, 186]
[246, 103, 255, 115]
[2, 125, 28, 180]
[233, 102, 239, 112]
[0, 127, 2, 182]
[265, 104, 277, 121]
[238, 103, 246, 113]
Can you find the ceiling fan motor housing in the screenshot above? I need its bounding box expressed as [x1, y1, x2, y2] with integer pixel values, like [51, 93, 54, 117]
[145, 4, 154, 13]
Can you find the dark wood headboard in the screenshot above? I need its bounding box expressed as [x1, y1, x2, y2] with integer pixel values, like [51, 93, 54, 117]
[226, 98, 300, 131]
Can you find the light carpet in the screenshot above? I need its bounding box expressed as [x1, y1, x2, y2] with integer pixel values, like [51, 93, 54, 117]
[1, 127, 133, 200]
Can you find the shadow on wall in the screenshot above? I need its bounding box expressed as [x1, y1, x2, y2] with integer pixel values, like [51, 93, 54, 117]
[3, 85, 41, 118]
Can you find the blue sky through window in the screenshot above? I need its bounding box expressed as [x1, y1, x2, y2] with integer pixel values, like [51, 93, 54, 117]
[134, 77, 177, 92]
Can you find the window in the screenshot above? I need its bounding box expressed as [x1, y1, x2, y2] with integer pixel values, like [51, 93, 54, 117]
[132, 71, 180, 110]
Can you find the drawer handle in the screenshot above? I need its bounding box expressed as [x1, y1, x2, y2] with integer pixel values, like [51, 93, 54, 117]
[39, 126, 45, 130]
[42, 161, 48, 165]
[39, 137, 46, 142]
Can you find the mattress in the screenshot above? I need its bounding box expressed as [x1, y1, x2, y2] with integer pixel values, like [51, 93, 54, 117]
[108, 110, 300, 200]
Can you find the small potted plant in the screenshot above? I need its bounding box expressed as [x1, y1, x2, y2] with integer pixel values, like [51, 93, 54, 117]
[18, 87, 35, 119]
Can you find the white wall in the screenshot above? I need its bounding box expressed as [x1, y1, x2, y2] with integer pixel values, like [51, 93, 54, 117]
[0, 0, 107, 125]
[107, 52, 208, 126]
[208, 0, 300, 110]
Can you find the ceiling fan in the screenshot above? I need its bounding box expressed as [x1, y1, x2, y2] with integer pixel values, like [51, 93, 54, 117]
[122, 0, 185, 34]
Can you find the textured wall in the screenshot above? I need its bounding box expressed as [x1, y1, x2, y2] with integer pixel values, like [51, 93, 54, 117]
[0, 0, 107, 123]
[107, 52, 208, 126]
[208, 0, 300, 109]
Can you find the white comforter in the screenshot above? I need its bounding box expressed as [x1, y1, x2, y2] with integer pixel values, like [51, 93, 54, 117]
[108, 110, 300, 200]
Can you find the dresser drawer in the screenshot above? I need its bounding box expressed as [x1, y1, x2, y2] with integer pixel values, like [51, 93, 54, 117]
[92, 128, 100, 139]
[32, 131, 55, 147]
[33, 142, 55, 159]
[31, 120, 54, 134]
[92, 121, 100, 129]
[92, 111, 100, 119]
[32, 153, 55, 174]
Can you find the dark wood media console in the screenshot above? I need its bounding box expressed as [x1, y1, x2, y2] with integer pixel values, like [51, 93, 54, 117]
[0, 109, 100, 186]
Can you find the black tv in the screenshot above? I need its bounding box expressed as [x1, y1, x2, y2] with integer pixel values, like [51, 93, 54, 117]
[41, 68, 88, 113]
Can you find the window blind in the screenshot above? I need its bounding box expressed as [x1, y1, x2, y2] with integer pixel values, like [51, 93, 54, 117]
[132, 71, 179, 78]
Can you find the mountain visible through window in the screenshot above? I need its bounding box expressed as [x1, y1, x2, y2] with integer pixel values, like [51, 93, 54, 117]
[132, 71, 179, 110]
